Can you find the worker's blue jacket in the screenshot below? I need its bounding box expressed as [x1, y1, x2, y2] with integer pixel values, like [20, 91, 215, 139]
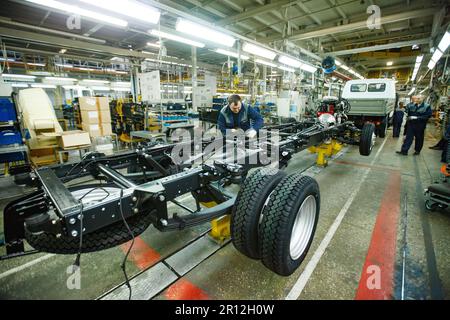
[405, 102, 432, 122]
[217, 104, 264, 134]
[393, 109, 404, 124]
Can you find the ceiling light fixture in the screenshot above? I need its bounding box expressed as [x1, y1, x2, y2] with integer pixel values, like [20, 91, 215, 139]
[26, 0, 128, 27]
[176, 18, 235, 47]
[243, 42, 277, 60]
[80, 0, 160, 24]
[149, 29, 205, 48]
[254, 59, 277, 68]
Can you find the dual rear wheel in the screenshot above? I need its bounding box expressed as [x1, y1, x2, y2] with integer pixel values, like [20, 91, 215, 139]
[231, 167, 320, 276]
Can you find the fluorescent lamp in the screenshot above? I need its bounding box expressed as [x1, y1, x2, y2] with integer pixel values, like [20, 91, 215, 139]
[76, 67, 96, 71]
[45, 77, 77, 82]
[31, 84, 56, 89]
[300, 63, 317, 73]
[11, 83, 29, 88]
[176, 18, 235, 47]
[112, 81, 131, 87]
[431, 49, 443, 63]
[420, 86, 429, 94]
[408, 87, 416, 96]
[55, 63, 73, 68]
[80, 0, 160, 24]
[278, 65, 295, 73]
[82, 79, 110, 84]
[91, 86, 110, 91]
[255, 59, 277, 68]
[150, 29, 205, 48]
[428, 60, 436, 70]
[243, 42, 277, 60]
[341, 65, 350, 71]
[278, 55, 302, 68]
[1, 74, 36, 81]
[215, 48, 249, 60]
[27, 62, 46, 67]
[112, 87, 131, 92]
[0, 58, 15, 62]
[59, 49, 67, 54]
[335, 60, 342, 66]
[147, 42, 161, 48]
[438, 31, 450, 53]
[26, 0, 128, 27]
[386, 61, 393, 66]
[416, 55, 424, 63]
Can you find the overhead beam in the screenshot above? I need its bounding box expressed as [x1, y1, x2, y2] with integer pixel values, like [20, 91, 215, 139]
[329, 38, 430, 55]
[0, 26, 220, 71]
[215, 0, 294, 26]
[297, 2, 322, 25]
[260, 7, 437, 43]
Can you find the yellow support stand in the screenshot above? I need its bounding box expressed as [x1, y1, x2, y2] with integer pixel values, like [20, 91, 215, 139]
[308, 139, 342, 167]
[201, 201, 231, 244]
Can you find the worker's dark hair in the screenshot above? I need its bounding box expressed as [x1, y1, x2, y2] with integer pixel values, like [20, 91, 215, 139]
[228, 94, 242, 106]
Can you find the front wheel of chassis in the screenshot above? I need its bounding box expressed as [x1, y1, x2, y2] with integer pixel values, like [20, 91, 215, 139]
[259, 173, 320, 276]
[359, 123, 376, 156]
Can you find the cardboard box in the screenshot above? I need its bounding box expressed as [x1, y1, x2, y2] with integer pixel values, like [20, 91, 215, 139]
[82, 123, 112, 138]
[57, 131, 91, 149]
[79, 97, 98, 112]
[41, 130, 91, 149]
[80, 110, 111, 124]
[97, 97, 110, 111]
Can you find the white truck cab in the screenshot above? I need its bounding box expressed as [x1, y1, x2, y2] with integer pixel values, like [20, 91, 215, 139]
[342, 79, 397, 137]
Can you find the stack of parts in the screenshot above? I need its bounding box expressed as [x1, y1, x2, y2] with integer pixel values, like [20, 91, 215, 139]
[79, 97, 112, 138]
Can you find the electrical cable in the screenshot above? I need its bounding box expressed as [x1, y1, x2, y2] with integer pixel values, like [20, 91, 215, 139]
[119, 188, 135, 300]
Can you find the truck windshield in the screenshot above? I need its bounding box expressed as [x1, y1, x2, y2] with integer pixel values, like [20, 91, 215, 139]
[368, 83, 386, 92]
[350, 84, 367, 92]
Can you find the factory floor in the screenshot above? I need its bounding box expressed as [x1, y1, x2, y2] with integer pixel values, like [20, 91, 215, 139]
[0, 122, 449, 300]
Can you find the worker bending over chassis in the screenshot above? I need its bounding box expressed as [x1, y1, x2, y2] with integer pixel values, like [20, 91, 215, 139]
[397, 95, 432, 156]
[217, 94, 264, 139]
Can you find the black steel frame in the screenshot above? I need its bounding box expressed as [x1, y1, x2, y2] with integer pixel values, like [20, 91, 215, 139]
[2, 119, 362, 258]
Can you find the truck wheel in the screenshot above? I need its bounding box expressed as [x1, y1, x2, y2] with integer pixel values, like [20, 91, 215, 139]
[378, 117, 388, 138]
[231, 167, 286, 259]
[259, 173, 320, 276]
[359, 123, 376, 156]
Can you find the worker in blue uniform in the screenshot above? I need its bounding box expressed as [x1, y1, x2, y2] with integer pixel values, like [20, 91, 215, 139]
[392, 101, 405, 138]
[217, 94, 264, 138]
[396, 95, 432, 156]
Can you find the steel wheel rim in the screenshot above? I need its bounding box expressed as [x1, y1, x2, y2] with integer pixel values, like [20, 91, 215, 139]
[290, 195, 317, 260]
[260, 189, 276, 225]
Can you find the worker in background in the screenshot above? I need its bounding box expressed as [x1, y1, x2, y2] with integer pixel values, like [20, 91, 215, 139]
[217, 94, 264, 138]
[393, 101, 405, 138]
[396, 95, 432, 156]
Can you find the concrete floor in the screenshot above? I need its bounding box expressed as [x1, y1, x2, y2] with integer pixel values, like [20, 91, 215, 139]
[0, 123, 449, 300]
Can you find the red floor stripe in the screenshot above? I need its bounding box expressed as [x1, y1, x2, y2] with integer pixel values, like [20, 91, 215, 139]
[164, 279, 210, 300]
[355, 171, 401, 300]
[120, 236, 161, 270]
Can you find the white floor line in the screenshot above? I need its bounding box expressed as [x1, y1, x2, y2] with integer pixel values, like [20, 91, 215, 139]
[285, 138, 388, 300]
[0, 254, 55, 280]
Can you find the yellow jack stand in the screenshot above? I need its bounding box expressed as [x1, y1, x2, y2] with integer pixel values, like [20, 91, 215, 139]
[201, 201, 231, 244]
[308, 139, 342, 167]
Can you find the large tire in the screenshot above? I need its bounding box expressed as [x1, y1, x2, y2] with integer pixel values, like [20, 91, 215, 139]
[25, 210, 154, 254]
[231, 167, 286, 259]
[359, 123, 376, 156]
[259, 173, 320, 276]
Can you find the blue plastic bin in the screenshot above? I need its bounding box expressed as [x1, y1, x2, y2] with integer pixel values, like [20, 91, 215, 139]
[0, 131, 22, 146]
[0, 98, 16, 122]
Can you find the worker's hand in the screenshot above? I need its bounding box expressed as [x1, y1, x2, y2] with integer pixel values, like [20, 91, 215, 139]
[408, 116, 418, 120]
[246, 129, 257, 139]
